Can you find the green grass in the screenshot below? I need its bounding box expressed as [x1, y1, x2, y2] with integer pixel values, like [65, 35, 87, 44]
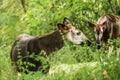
[0, 42, 120, 80]
[0, 0, 120, 80]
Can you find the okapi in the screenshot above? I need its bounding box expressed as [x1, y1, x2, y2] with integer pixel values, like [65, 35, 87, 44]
[88, 14, 120, 49]
[10, 18, 91, 73]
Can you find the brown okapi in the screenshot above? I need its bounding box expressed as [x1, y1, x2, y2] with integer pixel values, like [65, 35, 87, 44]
[10, 18, 91, 74]
[88, 14, 120, 49]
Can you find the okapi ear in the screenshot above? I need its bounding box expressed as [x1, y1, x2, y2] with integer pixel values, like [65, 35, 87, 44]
[88, 22, 96, 28]
[57, 23, 64, 29]
[63, 17, 71, 26]
[57, 23, 69, 33]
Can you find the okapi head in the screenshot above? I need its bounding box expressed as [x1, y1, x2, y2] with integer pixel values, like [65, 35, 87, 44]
[88, 14, 120, 49]
[57, 17, 91, 46]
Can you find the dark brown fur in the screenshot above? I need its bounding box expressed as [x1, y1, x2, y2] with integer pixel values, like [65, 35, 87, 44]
[10, 30, 64, 73]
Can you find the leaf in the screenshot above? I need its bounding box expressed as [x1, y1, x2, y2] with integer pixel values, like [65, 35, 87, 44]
[116, 22, 120, 27]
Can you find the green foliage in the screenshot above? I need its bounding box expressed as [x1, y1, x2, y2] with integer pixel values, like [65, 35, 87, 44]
[0, 0, 120, 80]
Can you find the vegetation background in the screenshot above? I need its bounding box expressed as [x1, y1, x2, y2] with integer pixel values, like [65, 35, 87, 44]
[0, 0, 120, 80]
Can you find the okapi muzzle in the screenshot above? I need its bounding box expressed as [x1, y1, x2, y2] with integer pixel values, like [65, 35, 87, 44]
[96, 37, 101, 49]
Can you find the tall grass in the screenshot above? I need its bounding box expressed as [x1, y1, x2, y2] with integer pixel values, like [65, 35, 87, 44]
[0, 0, 120, 80]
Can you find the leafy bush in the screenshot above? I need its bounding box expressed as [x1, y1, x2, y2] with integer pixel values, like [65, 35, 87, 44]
[0, 0, 120, 80]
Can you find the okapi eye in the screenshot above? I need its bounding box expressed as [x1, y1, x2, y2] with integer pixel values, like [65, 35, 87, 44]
[77, 32, 81, 35]
[64, 26, 68, 30]
[102, 27, 105, 31]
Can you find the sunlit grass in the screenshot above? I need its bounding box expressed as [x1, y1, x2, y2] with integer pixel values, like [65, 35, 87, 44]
[0, 0, 120, 80]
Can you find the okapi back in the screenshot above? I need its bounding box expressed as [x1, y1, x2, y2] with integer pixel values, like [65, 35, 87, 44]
[38, 30, 64, 54]
[10, 30, 64, 73]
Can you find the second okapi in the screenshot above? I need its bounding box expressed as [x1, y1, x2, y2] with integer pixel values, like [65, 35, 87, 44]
[10, 18, 91, 73]
[89, 14, 120, 49]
